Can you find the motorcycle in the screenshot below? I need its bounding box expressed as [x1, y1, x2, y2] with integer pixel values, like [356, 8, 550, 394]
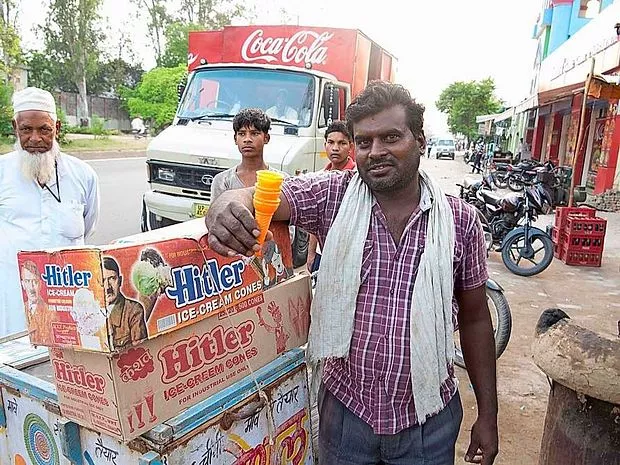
[459, 173, 555, 276]
[456, 174, 495, 211]
[505, 159, 544, 191]
[487, 161, 512, 189]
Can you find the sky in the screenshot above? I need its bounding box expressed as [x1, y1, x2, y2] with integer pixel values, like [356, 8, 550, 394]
[18, 0, 543, 134]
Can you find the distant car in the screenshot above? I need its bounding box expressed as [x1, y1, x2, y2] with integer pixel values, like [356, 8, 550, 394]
[431, 139, 456, 160]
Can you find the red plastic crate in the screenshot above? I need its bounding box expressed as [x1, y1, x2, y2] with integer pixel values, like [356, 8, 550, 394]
[565, 216, 607, 237]
[563, 235, 605, 253]
[563, 250, 602, 267]
[554, 206, 596, 230]
[551, 227, 559, 243]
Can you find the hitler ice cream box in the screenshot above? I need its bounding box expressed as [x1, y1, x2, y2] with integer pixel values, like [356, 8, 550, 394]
[17, 218, 297, 352]
[47, 272, 311, 442]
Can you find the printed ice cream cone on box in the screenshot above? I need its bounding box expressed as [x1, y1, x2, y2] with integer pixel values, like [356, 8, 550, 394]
[17, 218, 294, 353]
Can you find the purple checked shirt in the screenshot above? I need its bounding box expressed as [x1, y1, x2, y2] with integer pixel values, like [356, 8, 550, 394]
[281, 170, 489, 435]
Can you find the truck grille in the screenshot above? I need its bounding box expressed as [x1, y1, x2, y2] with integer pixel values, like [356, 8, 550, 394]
[148, 161, 227, 198]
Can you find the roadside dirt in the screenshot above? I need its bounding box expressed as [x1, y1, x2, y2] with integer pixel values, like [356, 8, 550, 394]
[418, 156, 620, 464]
[455, 253, 620, 465]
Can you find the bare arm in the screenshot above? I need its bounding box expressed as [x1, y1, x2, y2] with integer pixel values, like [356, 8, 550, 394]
[307, 234, 318, 271]
[205, 187, 291, 257]
[456, 285, 498, 465]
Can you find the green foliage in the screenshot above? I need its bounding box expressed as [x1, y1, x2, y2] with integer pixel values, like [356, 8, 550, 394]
[0, 21, 21, 76]
[25, 50, 76, 92]
[43, 0, 104, 118]
[436, 78, 503, 142]
[89, 115, 108, 139]
[131, 0, 170, 65]
[123, 65, 186, 132]
[178, 0, 246, 29]
[27, 51, 143, 97]
[0, 81, 13, 136]
[56, 107, 70, 145]
[89, 58, 144, 96]
[66, 125, 118, 136]
[159, 21, 202, 68]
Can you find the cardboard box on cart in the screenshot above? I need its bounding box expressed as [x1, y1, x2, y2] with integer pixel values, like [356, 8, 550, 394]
[17, 219, 297, 352]
[16, 218, 311, 442]
[49, 273, 311, 442]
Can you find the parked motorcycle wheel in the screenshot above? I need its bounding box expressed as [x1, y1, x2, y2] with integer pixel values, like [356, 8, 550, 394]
[501, 231, 554, 276]
[292, 228, 310, 268]
[454, 286, 512, 368]
[508, 176, 524, 191]
[493, 173, 509, 189]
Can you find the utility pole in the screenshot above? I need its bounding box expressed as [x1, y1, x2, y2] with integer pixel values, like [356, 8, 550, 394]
[568, 58, 596, 207]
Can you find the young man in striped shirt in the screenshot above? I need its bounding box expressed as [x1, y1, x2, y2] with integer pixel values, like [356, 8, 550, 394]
[205, 82, 498, 465]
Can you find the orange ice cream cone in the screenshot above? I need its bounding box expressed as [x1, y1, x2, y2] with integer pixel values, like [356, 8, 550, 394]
[253, 170, 284, 254]
[256, 170, 284, 190]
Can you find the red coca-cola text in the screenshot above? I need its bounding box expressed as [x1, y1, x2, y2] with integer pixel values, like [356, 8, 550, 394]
[241, 29, 333, 65]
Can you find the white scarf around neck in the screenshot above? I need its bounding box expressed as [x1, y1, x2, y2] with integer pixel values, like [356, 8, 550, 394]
[308, 170, 456, 424]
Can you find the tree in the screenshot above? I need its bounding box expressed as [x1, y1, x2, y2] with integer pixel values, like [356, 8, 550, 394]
[131, 0, 170, 66]
[179, 0, 245, 29]
[43, 0, 104, 123]
[159, 21, 202, 68]
[89, 58, 144, 96]
[436, 78, 503, 142]
[25, 50, 75, 92]
[122, 65, 185, 132]
[0, 0, 20, 78]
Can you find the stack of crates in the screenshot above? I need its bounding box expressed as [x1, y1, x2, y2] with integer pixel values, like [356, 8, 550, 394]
[552, 206, 607, 267]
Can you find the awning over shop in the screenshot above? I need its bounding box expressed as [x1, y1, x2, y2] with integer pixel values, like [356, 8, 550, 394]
[514, 94, 539, 114]
[476, 113, 500, 123]
[494, 107, 515, 123]
[589, 75, 620, 99]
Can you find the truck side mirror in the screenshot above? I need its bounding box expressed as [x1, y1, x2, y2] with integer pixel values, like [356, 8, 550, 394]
[177, 81, 186, 103]
[322, 84, 339, 126]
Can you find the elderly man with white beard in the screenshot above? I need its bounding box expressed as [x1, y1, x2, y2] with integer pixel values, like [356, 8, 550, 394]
[0, 87, 100, 338]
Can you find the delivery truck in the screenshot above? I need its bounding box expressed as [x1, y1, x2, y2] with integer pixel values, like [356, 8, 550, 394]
[141, 25, 397, 232]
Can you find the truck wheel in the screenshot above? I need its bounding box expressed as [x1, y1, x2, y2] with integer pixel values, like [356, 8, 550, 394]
[291, 228, 309, 268]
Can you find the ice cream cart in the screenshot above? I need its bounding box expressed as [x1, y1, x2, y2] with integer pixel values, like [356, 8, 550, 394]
[0, 335, 314, 465]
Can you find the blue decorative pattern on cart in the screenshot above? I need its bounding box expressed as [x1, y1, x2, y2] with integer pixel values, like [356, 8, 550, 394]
[23, 413, 60, 465]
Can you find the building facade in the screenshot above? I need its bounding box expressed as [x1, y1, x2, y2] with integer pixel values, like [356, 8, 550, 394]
[522, 0, 620, 193]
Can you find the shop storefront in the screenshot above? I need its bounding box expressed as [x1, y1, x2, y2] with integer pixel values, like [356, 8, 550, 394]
[534, 0, 620, 193]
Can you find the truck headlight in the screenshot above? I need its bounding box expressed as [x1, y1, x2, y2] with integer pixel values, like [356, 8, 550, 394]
[156, 167, 175, 182]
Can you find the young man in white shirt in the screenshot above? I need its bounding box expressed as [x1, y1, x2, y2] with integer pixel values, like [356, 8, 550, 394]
[0, 87, 100, 338]
[211, 108, 284, 201]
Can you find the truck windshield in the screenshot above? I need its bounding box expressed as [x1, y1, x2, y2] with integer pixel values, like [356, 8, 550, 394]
[178, 68, 315, 127]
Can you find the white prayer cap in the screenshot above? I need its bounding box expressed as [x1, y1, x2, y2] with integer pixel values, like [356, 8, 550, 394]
[12, 87, 57, 122]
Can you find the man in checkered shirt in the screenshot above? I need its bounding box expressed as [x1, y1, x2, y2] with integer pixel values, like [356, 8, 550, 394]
[206, 81, 498, 465]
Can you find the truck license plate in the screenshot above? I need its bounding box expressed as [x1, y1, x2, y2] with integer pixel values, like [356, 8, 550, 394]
[192, 203, 208, 217]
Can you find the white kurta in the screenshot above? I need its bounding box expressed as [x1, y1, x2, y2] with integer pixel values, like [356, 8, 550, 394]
[0, 151, 100, 338]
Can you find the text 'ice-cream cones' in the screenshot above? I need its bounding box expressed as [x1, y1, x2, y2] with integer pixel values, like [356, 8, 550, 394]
[253, 170, 285, 251]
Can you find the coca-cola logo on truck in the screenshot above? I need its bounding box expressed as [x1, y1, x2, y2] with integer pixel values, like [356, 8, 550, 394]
[241, 29, 334, 65]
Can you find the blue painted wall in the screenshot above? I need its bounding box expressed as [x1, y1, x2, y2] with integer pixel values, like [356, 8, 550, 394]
[568, 0, 591, 37]
[548, 2, 573, 54]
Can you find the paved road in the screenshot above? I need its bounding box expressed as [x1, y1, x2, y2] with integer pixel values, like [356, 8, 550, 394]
[87, 156, 148, 245]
